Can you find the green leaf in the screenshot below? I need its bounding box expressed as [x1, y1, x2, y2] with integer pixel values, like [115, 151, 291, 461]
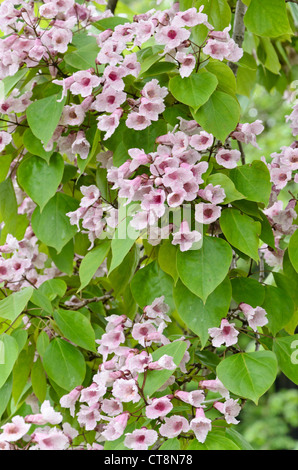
[158, 240, 178, 283]
[0, 373, 13, 419]
[43, 338, 86, 391]
[140, 341, 188, 397]
[49, 240, 74, 277]
[187, 430, 240, 450]
[53, 309, 96, 352]
[159, 438, 181, 450]
[193, 0, 231, 44]
[169, 70, 218, 112]
[231, 277, 265, 308]
[0, 334, 19, 388]
[108, 244, 138, 297]
[0, 287, 33, 322]
[64, 42, 99, 70]
[225, 428, 254, 450]
[207, 173, 245, 204]
[38, 278, 67, 300]
[244, 0, 293, 37]
[17, 153, 64, 211]
[262, 285, 295, 336]
[229, 161, 272, 206]
[36, 331, 50, 357]
[177, 236, 233, 302]
[192, 91, 240, 142]
[26, 94, 66, 144]
[0, 68, 28, 101]
[220, 209, 261, 262]
[12, 344, 35, 403]
[31, 192, 79, 253]
[79, 240, 111, 290]
[23, 128, 54, 162]
[31, 356, 47, 403]
[130, 261, 174, 311]
[174, 277, 232, 347]
[30, 289, 53, 314]
[288, 230, 298, 273]
[273, 335, 298, 385]
[206, 60, 236, 96]
[217, 351, 278, 404]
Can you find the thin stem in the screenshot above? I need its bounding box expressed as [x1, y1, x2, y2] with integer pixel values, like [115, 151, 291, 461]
[228, 0, 248, 77]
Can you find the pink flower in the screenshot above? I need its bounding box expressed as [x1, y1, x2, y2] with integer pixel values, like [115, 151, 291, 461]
[101, 398, 123, 417]
[1, 416, 30, 442]
[97, 108, 123, 140]
[208, 319, 239, 347]
[132, 322, 157, 346]
[25, 400, 62, 425]
[190, 131, 213, 151]
[141, 188, 166, 218]
[103, 65, 126, 90]
[216, 148, 241, 169]
[77, 403, 101, 430]
[155, 24, 190, 52]
[93, 87, 126, 114]
[239, 303, 268, 331]
[175, 390, 205, 407]
[41, 27, 72, 54]
[144, 296, 170, 322]
[195, 203, 222, 224]
[213, 398, 241, 424]
[0, 131, 12, 151]
[126, 112, 151, 131]
[145, 397, 173, 419]
[199, 378, 230, 399]
[189, 408, 212, 443]
[32, 427, 69, 450]
[175, 51, 196, 78]
[141, 79, 168, 102]
[270, 166, 292, 190]
[198, 183, 226, 204]
[128, 148, 150, 172]
[80, 382, 106, 405]
[80, 185, 100, 208]
[112, 378, 141, 403]
[71, 131, 90, 159]
[101, 412, 129, 441]
[69, 70, 101, 97]
[231, 120, 264, 148]
[61, 104, 86, 126]
[159, 415, 190, 438]
[124, 428, 158, 450]
[59, 386, 83, 416]
[139, 97, 165, 121]
[172, 220, 202, 252]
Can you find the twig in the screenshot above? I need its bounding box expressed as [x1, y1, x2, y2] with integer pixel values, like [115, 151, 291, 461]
[106, 0, 118, 14]
[228, 0, 248, 77]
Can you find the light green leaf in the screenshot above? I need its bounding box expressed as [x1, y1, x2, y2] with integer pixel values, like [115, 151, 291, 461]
[31, 356, 47, 403]
[174, 277, 232, 347]
[169, 70, 218, 112]
[79, 240, 111, 290]
[26, 94, 66, 144]
[31, 193, 79, 253]
[244, 0, 293, 37]
[17, 153, 64, 211]
[207, 173, 245, 204]
[187, 430, 240, 450]
[130, 261, 175, 311]
[23, 128, 54, 163]
[43, 338, 86, 391]
[231, 277, 265, 308]
[0, 334, 19, 389]
[229, 161, 272, 206]
[0, 287, 33, 322]
[217, 351, 278, 404]
[177, 236, 233, 302]
[192, 91, 240, 142]
[220, 208, 261, 262]
[273, 335, 298, 385]
[53, 309, 96, 352]
[288, 229, 298, 273]
[262, 285, 295, 336]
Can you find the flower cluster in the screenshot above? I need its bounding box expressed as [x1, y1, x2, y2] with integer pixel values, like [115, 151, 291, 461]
[0, 296, 244, 450]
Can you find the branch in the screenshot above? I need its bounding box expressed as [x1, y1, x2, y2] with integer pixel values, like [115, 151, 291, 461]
[229, 0, 248, 77]
[106, 0, 118, 14]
